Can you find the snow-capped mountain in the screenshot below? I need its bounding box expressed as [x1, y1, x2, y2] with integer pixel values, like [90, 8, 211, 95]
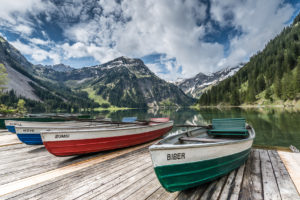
[177, 64, 243, 98]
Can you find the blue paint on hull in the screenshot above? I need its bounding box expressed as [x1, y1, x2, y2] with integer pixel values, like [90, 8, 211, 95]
[6, 125, 16, 133]
[17, 134, 43, 145]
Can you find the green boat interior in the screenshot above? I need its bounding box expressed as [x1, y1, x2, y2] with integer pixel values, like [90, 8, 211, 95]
[208, 118, 249, 136]
[159, 118, 252, 145]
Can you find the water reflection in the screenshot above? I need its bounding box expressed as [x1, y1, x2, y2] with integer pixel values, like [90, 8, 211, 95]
[88, 107, 300, 149]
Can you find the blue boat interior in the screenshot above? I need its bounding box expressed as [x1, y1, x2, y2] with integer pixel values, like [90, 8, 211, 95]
[122, 117, 137, 123]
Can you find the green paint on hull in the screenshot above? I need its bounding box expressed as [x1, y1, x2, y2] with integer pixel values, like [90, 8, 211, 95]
[154, 148, 251, 192]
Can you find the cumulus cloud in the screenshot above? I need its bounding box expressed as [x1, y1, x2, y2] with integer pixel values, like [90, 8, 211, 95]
[10, 39, 61, 64]
[211, 0, 295, 69]
[0, 0, 298, 80]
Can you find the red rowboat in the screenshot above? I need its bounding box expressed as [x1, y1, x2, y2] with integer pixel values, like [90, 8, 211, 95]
[41, 118, 173, 156]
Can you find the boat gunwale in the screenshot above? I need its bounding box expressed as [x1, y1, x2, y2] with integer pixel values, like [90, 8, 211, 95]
[39, 121, 174, 134]
[14, 124, 115, 130]
[149, 124, 255, 150]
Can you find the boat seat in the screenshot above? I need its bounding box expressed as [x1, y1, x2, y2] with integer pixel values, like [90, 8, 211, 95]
[208, 118, 248, 136]
[122, 117, 137, 123]
[179, 137, 235, 143]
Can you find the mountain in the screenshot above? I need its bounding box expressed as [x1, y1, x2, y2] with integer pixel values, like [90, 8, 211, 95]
[37, 56, 195, 108]
[0, 36, 195, 111]
[198, 13, 300, 106]
[35, 64, 74, 72]
[0, 36, 40, 101]
[177, 64, 242, 98]
[0, 35, 99, 112]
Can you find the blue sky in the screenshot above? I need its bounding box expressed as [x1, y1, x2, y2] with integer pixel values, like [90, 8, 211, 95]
[0, 0, 299, 81]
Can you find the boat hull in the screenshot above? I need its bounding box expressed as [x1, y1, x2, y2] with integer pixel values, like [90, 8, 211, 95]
[3, 118, 66, 132]
[13, 122, 100, 145]
[153, 148, 250, 192]
[42, 122, 173, 156]
[149, 127, 255, 192]
[17, 133, 43, 145]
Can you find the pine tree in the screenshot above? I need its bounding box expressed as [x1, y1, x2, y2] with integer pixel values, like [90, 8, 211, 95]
[247, 87, 256, 102]
[265, 88, 273, 101]
[274, 73, 282, 98]
[296, 59, 300, 93]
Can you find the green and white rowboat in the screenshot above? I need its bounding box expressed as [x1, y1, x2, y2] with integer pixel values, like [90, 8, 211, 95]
[149, 118, 255, 192]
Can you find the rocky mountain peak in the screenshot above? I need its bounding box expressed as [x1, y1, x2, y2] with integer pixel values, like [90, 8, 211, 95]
[35, 63, 74, 72]
[177, 64, 243, 98]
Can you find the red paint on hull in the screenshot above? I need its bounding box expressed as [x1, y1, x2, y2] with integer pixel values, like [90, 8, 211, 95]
[43, 126, 173, 156]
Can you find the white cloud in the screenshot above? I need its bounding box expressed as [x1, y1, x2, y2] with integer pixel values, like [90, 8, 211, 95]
[14, 25, 33, 35]
[211, 0, 295, 69]
[0, 0, 297, 80]
[30, 38, 50, 46]
[0, 0, 53, 36]
[10, 39, 61, 64]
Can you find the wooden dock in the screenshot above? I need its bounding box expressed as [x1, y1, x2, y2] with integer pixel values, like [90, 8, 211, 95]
[0, 132, 299, 200]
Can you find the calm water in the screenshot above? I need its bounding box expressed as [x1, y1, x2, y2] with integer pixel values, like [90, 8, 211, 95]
[89, 107, 300, 149]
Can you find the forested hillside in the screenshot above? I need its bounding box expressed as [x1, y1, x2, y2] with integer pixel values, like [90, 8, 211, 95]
[199, 13, 300, 106]
[0, 36, 99, 113]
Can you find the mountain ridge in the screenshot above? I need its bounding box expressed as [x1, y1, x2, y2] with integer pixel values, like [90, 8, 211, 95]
[177, 64, 243, 98]
[0, 36, 195, 111]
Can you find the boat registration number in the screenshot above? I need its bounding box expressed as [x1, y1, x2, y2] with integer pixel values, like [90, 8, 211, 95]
[22, 129, 34, 133]
[167, 153, 185, 160]
[55, 134, 70, 139]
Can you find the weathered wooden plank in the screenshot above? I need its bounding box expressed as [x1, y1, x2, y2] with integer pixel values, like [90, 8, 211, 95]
[268, 150, 300, 200]
[89, 166, 153, 200]
[107, 172, 156, 200]
[228, 164, 245, 200]
[7, 149, 149, 200]
[155, 190, 179, 200]
[0, 144, 39, 157]
[146, 187, 179, 200]
[0, 151, 112, 185]
[145, 187, 165, 200]
[0, 146, 47, 165]
[188, 185, 208, 200]
[0, 143, 152, 197]
[0, 133, 21, 147]
[125, 177, 161, 200]
[90, 166, 152, 200]
[278, 150, 300, 196]
[238, 152, 252, 200]
[199, 175, 227, 200]
[55, 156, 152, 200]
[251, 149, 263, 199]
[239, 150, 262, 200]
[0, 154, 51, 172]
[219, 169, 236, 200]
[260, 149, 281, 200]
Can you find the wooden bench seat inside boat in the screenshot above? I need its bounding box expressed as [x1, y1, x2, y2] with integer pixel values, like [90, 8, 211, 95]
[179, 137, 236, 143]
[208, 118, 248, 136]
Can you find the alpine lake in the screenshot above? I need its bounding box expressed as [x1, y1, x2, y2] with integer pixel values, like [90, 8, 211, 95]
[23, 107, 300, 150]
[87, 107, 300, 150]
